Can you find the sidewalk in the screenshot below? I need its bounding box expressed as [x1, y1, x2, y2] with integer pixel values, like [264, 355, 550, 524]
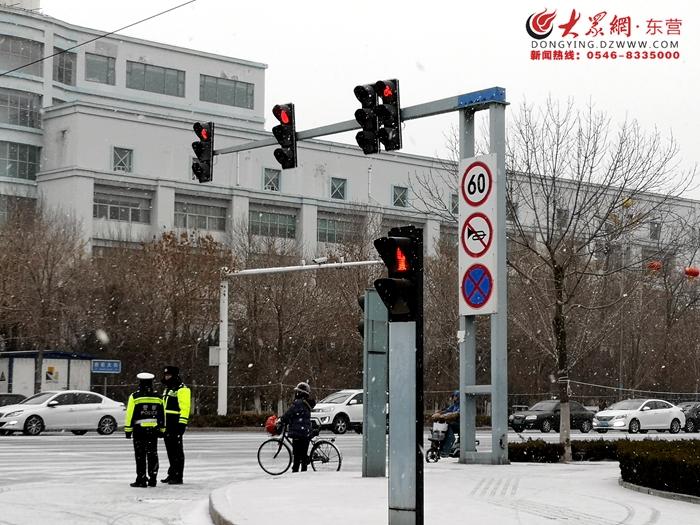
[208, 460, 699, 525]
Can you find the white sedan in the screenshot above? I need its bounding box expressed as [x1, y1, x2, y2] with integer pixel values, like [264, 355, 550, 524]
[593, 398, 685, 434]
[0, 390, 126, 436]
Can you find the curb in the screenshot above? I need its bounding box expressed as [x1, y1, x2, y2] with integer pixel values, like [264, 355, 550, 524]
[619, 478, 700, 505]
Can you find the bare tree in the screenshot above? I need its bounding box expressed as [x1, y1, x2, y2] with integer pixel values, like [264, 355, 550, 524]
[407, 97, 698, 459]
[0, 204, 89, 393]
[506, 97, 696, 458]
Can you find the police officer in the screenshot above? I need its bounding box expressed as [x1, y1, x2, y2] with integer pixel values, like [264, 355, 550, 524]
[125, 372, 164, 488]
[160, 365, 191, 485]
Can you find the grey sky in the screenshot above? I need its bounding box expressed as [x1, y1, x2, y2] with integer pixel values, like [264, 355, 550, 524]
[40, 0, 699, 194]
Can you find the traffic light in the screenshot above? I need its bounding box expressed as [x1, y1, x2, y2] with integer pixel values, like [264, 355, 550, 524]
[192, 122, 214, 183]
[354, 84, 379, 155]
[373, 225, 423, 322]
[374, 79, 402, 151]
[272, 103, 297, 169]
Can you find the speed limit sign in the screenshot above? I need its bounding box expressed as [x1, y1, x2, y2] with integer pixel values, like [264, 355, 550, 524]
[461, 161, 493, 207]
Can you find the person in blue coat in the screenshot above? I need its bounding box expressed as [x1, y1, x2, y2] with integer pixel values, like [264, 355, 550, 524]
[279, 382, 316, 472]
[432, 390, 460, 456]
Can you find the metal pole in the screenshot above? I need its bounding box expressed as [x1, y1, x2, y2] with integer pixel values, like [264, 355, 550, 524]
[218, 279, 228, 416]
[226, 259, 381, 278]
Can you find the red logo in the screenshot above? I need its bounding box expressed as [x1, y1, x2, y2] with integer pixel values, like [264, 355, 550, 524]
[526, 8, 557, 39]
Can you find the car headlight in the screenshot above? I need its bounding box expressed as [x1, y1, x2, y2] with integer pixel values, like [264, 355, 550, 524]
[5, 410, 23, 418]
[525, 415, 537, 420]
[613, 414, 629, 420]
[313, 408, 335, 413]
[508, 415, 514, 421]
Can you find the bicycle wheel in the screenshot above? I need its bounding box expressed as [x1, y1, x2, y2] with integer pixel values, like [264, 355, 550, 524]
[258, 438, 292, 475]
[310, 440, 342, 472]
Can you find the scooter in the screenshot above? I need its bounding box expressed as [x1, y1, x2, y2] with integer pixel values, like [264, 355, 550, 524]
[425, 419, 479, 463]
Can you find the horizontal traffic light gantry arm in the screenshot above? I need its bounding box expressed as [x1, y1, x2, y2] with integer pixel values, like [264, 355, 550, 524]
[211, 87, 507, 156]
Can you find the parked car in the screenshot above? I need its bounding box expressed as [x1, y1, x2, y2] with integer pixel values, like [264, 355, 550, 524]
[592, 398, 685, 434]
[0, 393, 26, 407]
[509, 400, 594, 433]
[311, 389, 364, 434]
[678, 401, 700, 433]
[0, 390, 126, 436]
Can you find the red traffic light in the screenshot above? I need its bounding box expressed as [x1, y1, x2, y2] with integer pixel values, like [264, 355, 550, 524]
[396, 247, 409, 272]
[273, 104, 291, 125]
[193, 122, 212, 141]
[374, 80, 397, 101]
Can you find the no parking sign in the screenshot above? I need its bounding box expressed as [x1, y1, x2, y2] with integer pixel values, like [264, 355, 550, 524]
[459, 154, 498, 315]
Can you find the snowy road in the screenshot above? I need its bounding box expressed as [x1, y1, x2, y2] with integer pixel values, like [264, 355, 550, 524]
[0, 430, 364, 525]
[0, 429, 695, 524]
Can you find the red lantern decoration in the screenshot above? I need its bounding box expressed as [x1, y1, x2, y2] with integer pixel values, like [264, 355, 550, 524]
[647, 261, 662, 275]
[685, 267, 700, 281]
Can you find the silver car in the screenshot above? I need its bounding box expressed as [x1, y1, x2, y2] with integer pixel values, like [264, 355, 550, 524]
[0, 390, 126, 436]
[593, 398, 685, 434]
[311, 389, 364, 434]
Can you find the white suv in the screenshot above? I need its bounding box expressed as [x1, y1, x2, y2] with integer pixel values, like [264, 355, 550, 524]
[311, 389, 363, 434]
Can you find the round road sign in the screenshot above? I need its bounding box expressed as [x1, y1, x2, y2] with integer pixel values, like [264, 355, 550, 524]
[461, 161, 493, 207]
[461, 264, 493, 309]
[461, 212, 493, 258]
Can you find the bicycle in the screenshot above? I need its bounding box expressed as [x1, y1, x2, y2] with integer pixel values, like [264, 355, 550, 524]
[257, 421, 342, 475]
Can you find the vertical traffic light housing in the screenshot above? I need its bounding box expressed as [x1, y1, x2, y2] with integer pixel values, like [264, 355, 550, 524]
[374, 79, 402, 151]
[192, 122, 215, 183]
[272, 103, 297, 169]
[373, 225, 423, 323]
[354, 84, 379, 155]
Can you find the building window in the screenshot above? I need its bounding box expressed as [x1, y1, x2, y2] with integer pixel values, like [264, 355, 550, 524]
[0, 35, 43, 77]
[650, 220, 661, 241]
[53, 48, 76, 86]
[85, 53, 115, 85]
[112, 147, 133, 172]
[126, 61, 185, 97]
[199, 75, 254, 110]
[393, 186, 408, 207]
[174, 201, 226, 231]
[264, 168, 281, 191]
[0, 88, 41, 128]
[317, 218, 355, 243]
[440, 226, 458, 247]
[249, 210, 296, 239]
[0, 195, 34, 225]
[450, 193, 459, 215]
[93, 193, 151, 224]
[330, 178, 347, 200]
[0, 141, 40, 180]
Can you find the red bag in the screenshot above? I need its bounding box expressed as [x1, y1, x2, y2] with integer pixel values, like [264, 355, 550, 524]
[265, 415, 278, 435]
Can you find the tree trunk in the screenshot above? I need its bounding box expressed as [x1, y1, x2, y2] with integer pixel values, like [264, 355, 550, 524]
[553, 263, 572, 461]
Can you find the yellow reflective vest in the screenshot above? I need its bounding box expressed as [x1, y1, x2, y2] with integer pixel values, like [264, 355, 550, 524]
[125, 392, 164, 434]
[163, 384, 191, 427]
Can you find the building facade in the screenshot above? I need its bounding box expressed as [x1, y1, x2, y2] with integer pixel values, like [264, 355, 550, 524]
[1, 2, 454, 260]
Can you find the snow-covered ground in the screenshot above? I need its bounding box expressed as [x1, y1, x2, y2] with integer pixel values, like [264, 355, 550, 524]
[1, 430, 698, 525]
[213, 460, 700, 525]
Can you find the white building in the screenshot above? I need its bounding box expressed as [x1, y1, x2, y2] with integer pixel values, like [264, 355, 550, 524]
[0, 1, 454, 258]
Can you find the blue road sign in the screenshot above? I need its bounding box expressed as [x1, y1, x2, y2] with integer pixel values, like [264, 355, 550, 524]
[91, 360, 122, 374]
[461, 264, 493, 309]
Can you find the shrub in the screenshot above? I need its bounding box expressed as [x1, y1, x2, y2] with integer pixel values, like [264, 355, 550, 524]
[509, 438, 563, 463]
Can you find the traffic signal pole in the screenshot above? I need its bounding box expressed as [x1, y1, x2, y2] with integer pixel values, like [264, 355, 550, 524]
[213, 88, 506, 156]
[215, 259, 382, 416]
